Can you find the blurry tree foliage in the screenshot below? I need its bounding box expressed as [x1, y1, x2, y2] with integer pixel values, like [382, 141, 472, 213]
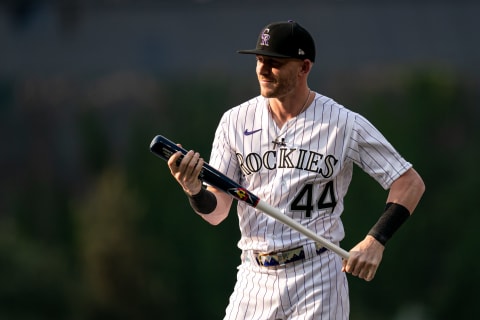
[0, 69, 478, 319]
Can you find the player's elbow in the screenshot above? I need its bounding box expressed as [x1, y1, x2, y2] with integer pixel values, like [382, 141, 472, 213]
[388, 168, 425, 213]
[406, 168, 426, 213]
[411, 168, 426, 197]
[208, 216, 227, 226]
[417, 176, 426, 197]
[198, 211, 228, 225]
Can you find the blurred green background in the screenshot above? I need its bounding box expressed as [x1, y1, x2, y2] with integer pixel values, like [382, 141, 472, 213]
[1, 1, 479, 319]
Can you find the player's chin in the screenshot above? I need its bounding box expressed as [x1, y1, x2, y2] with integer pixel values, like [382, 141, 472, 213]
[259, 83, 276, 98]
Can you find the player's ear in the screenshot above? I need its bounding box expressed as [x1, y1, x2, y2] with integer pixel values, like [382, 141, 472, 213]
[300, 59, 313, 75]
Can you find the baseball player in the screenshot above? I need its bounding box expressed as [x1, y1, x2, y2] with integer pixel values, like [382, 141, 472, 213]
[167, 20, 425, 320]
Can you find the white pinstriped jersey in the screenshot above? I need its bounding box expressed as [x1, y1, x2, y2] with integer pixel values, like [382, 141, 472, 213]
[209, 92, 411, 253]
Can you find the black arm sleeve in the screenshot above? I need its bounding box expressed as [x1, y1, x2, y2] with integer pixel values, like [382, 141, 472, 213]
[367, 202, 410, 246]
[187, 186, 217, 214]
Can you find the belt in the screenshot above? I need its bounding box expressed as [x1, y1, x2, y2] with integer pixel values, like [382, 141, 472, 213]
[254, 243, 328, 267]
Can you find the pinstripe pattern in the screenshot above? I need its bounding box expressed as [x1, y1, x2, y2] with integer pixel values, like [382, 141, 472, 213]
[225, 251, 349, 320]
[209, 92, 411, 319]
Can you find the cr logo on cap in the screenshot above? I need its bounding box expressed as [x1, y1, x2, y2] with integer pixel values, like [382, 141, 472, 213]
[261, 28, 270, 46]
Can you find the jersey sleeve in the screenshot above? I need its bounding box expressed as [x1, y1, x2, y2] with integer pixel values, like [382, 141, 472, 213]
[208, 110, 242, 184]
[347, 114, 412, 189]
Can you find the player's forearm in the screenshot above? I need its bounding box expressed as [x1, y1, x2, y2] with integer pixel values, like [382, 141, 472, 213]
[366, 168, 425, 246]
[386, 168, 425, 213]
[195, 187, 232, 225]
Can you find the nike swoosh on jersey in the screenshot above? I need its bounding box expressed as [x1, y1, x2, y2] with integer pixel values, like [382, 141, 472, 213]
[244, 128, 262, 135]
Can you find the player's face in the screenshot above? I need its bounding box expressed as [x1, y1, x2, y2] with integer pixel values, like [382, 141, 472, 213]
[256, 55, 303, 98]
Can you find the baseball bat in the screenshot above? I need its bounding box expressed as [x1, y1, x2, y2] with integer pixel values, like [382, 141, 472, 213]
[150, 135, 350, 260]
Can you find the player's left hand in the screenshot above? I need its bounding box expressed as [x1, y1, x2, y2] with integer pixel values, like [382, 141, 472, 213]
[342, 235, 385, 281]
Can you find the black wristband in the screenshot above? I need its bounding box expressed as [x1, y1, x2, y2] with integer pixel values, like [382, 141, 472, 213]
[187, 186, 217, 214]
[367, 202, 410, 246]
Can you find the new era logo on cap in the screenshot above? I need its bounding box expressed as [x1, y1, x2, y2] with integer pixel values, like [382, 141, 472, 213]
[237, 20, 316, 62]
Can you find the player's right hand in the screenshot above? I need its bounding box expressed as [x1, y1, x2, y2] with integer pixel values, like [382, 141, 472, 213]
[167, 147, 204, 196]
